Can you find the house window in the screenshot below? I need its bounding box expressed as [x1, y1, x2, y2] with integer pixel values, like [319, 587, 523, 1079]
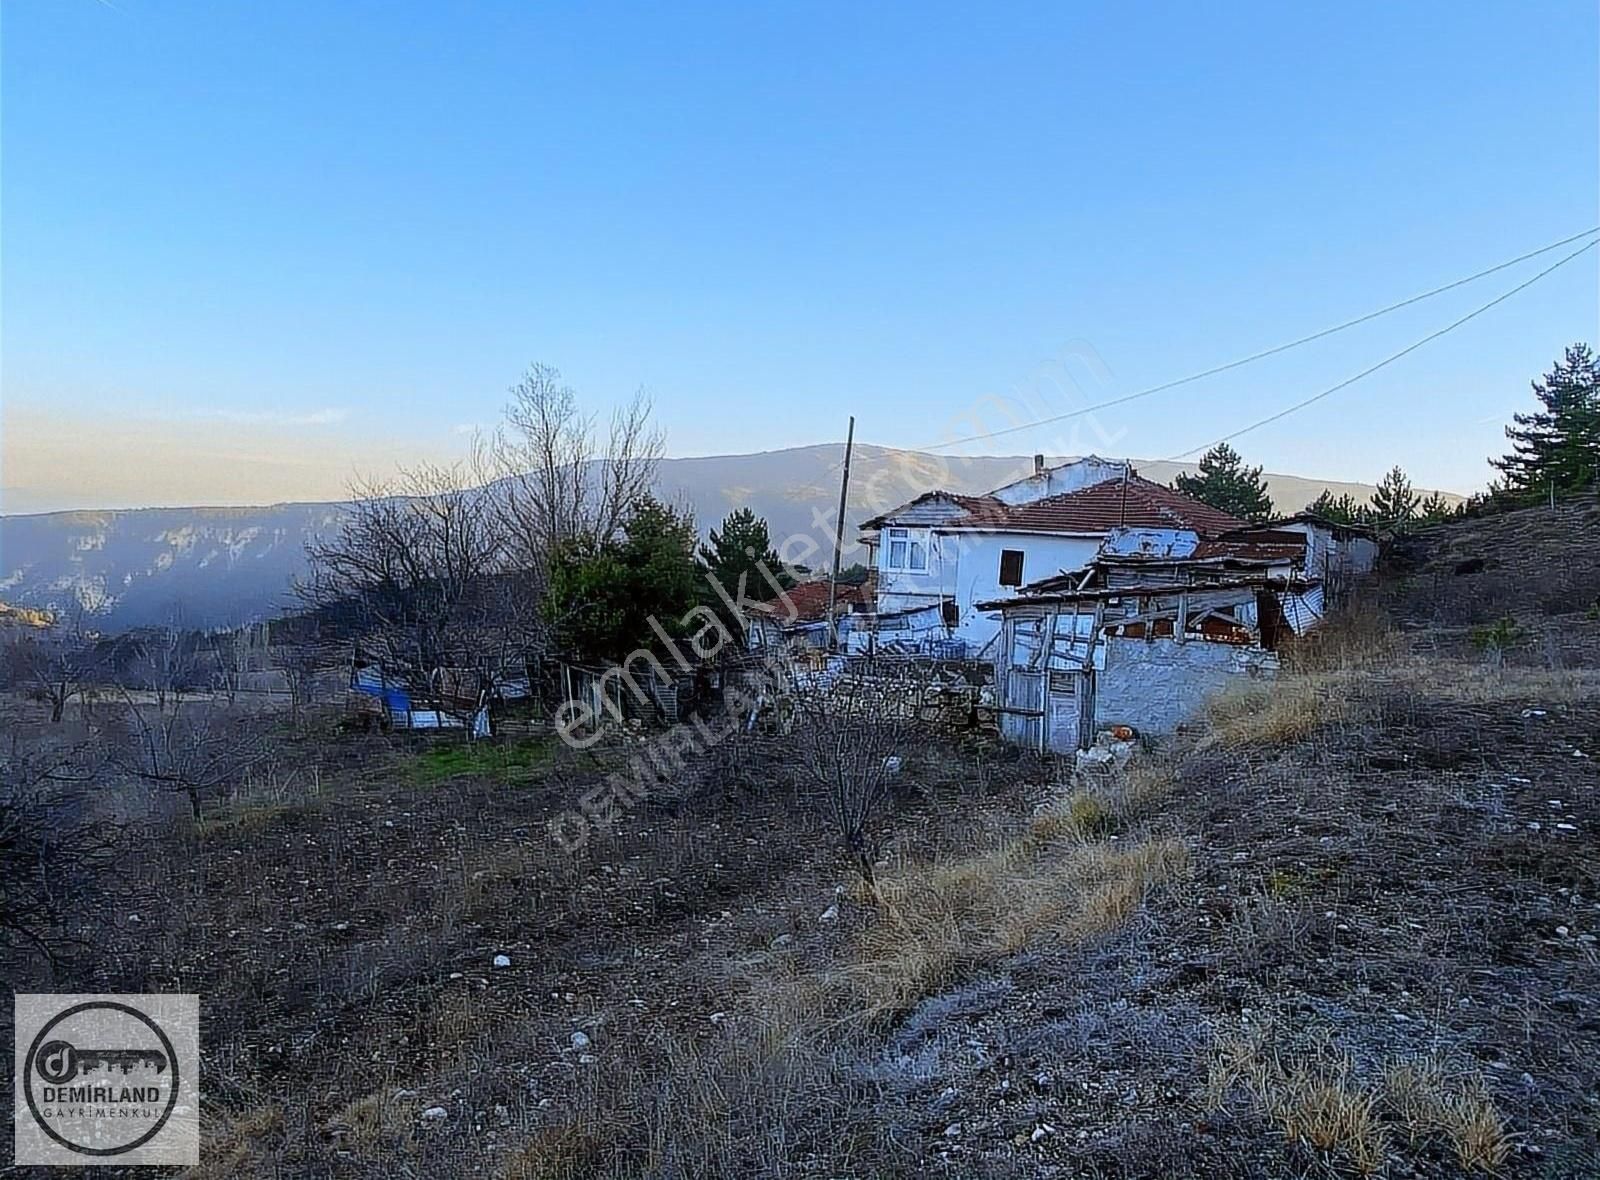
[885, 528, 929, 572]
[998, 548, 1025, 587]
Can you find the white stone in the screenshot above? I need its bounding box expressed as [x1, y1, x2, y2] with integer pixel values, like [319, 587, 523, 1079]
[570, 1031, 591, 1051]
[419, 1106, 448, 1123]
[819, 904, 840, 922]
[493, 954, 512, 969]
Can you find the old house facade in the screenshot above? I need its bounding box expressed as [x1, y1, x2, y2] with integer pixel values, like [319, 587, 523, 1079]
[857, 458, 1247, 655]
[981, 545, 1311, 751]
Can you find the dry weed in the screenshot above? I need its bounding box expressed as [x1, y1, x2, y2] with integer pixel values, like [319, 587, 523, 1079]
[1384, 1055, 1511, 1171]
[846, 828, 1186, 1020]
[1027, 789, 1113, 842]
[185, 1103, 285, 1179]
[1276, 1048, 1389, 1176]
[326, 1086, 420, 1150]
[495, 1124, 603, 1180]
[1443, 1087, 1512, 1172]
[1209, 1032, 1513, 1176]
[1205, 673, 1351, 746]
[1382, 656, 1600, 705]
[1282, 604, 1400, 672]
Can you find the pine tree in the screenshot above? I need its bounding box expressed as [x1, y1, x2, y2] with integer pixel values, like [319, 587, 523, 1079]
[1490, 343, 1600, 503]
[1417, 491, 1456, 523]
[1172, 443, 1274, 522]
[1304, 489, 1372, 526]
[1370, 465, 1420, 532]
[698, 508, 793, 630]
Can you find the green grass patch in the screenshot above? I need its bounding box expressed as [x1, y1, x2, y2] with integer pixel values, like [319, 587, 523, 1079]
[407, 737, 556, 786]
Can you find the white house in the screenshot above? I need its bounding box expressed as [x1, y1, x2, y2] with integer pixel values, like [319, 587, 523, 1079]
[857, 458, 1248, 655]
[1212, 513, 1379, 601]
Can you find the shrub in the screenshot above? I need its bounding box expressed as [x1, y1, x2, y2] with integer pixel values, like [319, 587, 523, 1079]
[1469, 616, 1522, 654]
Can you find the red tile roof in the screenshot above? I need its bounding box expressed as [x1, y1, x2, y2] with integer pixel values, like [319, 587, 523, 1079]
[748, 576, 876, 622]
[951, 476, 1247, 537]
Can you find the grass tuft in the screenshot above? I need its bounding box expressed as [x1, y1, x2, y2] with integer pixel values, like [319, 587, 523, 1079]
[408, 736, 555, 786]
[1205, 674, 1350, 746]
[845, 829, 1186, 1021]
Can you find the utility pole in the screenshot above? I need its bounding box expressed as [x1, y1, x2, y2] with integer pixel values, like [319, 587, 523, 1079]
[826, 416, 856, 652]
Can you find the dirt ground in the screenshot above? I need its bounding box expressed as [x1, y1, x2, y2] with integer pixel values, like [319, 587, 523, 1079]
[4, 501, 1598, 1178]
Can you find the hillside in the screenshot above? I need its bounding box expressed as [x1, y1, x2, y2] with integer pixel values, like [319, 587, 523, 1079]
[4, 506, 1593, 1178]
[0, 445, 1457, 630]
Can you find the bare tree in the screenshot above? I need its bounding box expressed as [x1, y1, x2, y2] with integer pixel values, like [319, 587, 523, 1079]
[274, 642, 323, 727]
[211, 628, 246, 704]
[485, 363, 664, 567]
[789, 661, 924, 887]
[133, 608, 198, 712]
[2, 608, 102, 723]
[299, 460, 511, 694]
[0, 741, 121, 969]
[120, 696, 270, 821]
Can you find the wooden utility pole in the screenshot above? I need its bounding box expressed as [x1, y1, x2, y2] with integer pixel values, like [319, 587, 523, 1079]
[826, 416, 856, 651]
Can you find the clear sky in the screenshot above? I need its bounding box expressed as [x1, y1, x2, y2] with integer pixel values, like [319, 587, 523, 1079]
[3, 1, 1597, 512]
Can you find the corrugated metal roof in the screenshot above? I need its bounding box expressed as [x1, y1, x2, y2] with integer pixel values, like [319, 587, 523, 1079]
[860, 491, 1003, 531]
[1190, 538, 1306, 561]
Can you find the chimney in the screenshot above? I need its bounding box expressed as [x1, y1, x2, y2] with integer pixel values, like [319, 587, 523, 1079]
[1033, 453, 1045, 476]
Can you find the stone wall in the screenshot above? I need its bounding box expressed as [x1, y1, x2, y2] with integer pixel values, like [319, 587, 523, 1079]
[815, 666, 998, 738]
[1093, 636, 1278, 735]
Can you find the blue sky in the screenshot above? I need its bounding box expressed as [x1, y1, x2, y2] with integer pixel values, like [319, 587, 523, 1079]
[3, 1, 1597, 510]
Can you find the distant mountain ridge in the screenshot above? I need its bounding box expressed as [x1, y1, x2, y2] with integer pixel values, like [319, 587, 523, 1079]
[0, 445, 1457, 631]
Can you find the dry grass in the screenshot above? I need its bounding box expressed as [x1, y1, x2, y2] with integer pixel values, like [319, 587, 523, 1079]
[495, 1125, 603, 1180]
[1383, 1055, 1512, 1172]
[1282, 603, 1401, 672]
[1205, 672, 1352, 746]
[1277, 1047, 1390, 1176]
[184, 1104, 285, 1179]
[1027, 789, 1113, 842]
[1208, 1030, 1513, 1176]
[845, 829, 1187, 1020]
[1380, 655, 1600, 705]
[497, 986, 869, 1179]
[325, 1087, 421, 1150]
[194, 800, 300, 839]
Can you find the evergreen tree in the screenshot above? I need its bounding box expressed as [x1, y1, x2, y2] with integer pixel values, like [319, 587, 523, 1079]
[547, 496, 703, 665]
[698, 508, 792, 634]
[1173, 443, 1274, 522]
[1304, 489, 1372, 526]
[699, 509, 792, 598]
[1490, 343, 1600, 503]
[1417, 491, 1456, 523]
[1369, 465, 1421, 532]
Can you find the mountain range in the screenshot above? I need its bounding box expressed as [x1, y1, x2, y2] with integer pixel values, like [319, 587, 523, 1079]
[0, 445, 1455, 631]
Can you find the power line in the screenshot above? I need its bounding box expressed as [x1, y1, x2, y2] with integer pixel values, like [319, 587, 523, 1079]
[1164, 237, 1599, 461]
[909, 225, 1600, 453]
